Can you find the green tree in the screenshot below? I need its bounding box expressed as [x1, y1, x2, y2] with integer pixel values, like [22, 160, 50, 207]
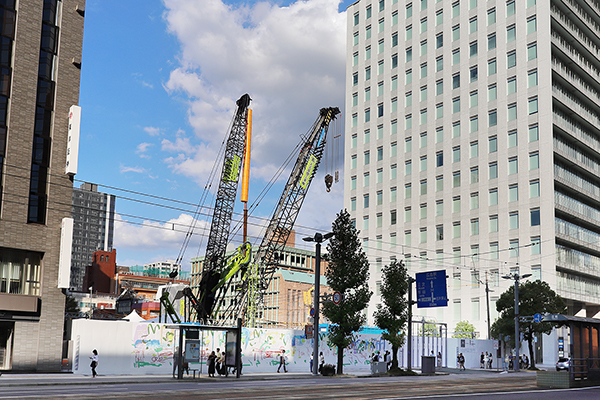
[452, 320, 477, 338]
[491, 280, 566, 369]
[65, 294, 80, 315]
[419, 319, 442, 337]
[373, 259, 409, 370]
[322, 209, 372, 375]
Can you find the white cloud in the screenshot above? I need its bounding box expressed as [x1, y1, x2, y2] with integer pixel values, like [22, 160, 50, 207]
[136, 142, 154, 159]
[114, 212, 209, 254]
[144, 126, 162, 136]
[120, 165, 149, 174]
[161, 0, 346, 185]
[161, 136, 197, 155]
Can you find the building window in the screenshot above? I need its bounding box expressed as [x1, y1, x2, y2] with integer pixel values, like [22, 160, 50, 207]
[469, 17, 477, 34]
[470, 91, 478, 108]
[529, 97, 538, 114]
[453, 171, 461, 188]
[489, 215, 498, 232]
[453, 222, 461, 238]
[405, 207, 412, 222]
[528, 70, 538, 87]
[489, 110, 497, 127]
[420, 179, 427, 195]
[0, 248, 42, 296]
[507, 51, 516, 68]
[488, 59, 497, 75]
[488, 33, 496, 50]
[471, 219, 479, 236]
[530, 180, 540, 198]
[436, 200, 443, 216]
[470, 192, 479, 209]
[436, 175, 443, 191]
[470, 167, 479, 183]
[489, 162, 498, 179]
[527, 17, 537, 34]
[488, 8, 496, 25]
[508, 157, 518, 174]
[436, 79, 443, 95]
[436, 225, 444, 241]
[453, 146, 461, 162]
[509, 213, 519, 230]
[507, 25, 516, 42]
[452, 49, 460, 65]
[453, 97, 460, 113]
[469, 42, 477, 58]
[363, 194, 370, 208]
[509, 184, 518, 202]
[531, 209, 540, 226]
[508, 130, 517, 148]
[528, 43, 537, 60]
[489, 188, 498, 205]
[489, 136, 497, 153]
[470, 66, 478, 82]
[507, 103, 517, 121]
[507, 77, 517, 94]
[453, 196, 461, 213]
[436, 151, 443, 167]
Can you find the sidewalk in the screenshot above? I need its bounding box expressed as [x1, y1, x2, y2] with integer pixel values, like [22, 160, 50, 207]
[0, 366, 535, 388]
[0, 371, 368, 387]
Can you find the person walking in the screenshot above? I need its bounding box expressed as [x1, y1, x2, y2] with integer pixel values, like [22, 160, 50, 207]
[459, 353, 465, 371]
[207, 351, 217, 377]
[319, 351, 325, 374]
[437, 351, 442, 368]
[277, 350, 287, 373]
[480, 352, 485, 368]
[310, 352, 313, 372]
[503, 354, 509, 371]
[89, 349, 99, 378]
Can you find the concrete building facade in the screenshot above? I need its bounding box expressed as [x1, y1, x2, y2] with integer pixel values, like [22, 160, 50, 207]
[345, 0, 600, 347]
[70, 182, 115, 291]
[0, 0, 85, 371]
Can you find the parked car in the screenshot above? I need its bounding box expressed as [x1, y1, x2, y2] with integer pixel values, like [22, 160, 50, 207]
[556, 357, 570, 371]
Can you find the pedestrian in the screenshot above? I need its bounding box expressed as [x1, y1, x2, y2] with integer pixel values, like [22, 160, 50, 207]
[172, 346, 180, 378]
[503, 354, 509, 371]
[277, 349, 287, 373]
[89, 349, 99, 378]
[372, 351, 380, 363]
[459, 353, 465, 371]
[384, 350, 390, 363]
[310, 352, 314, 372]
[486, 352, 492, 369]
[480, 352, 485, 368]
[319, 351, 325, 374]
[437, 351, 442, 368]
[207, 351, 217, 377]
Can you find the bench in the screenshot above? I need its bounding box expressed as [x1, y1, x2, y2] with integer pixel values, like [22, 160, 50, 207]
[190, 368, 200, 378]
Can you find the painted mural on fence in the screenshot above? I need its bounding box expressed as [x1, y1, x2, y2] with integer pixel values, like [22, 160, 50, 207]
[132, 323, 175, 368]
[156, 326, 389, 373]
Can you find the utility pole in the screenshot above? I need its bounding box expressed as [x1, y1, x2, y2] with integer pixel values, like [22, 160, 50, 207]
[303, 231, 334, 375]
[502, 272, 531, 372]
[485, 271, 491, 340]
[407, 276, 416, 371]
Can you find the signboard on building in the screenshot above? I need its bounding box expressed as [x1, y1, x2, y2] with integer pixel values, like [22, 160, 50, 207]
[58, 217, 74, 289]
[65, 105, 81, 175]
[416, 270, 448, 308]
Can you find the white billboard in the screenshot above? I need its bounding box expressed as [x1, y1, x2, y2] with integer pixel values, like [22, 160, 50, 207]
[58, 217, 74, 289]
[65, 105, 81, 175]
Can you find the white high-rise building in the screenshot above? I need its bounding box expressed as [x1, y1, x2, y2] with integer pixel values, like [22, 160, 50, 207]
[345, 0, 600, 341]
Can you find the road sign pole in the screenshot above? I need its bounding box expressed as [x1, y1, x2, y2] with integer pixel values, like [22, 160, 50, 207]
[407, 276, 415, 371]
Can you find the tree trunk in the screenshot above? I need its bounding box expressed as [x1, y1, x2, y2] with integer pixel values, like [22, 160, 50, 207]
[337, 345, 344, 375]
[391, 344, 398, 369]
[528, 337, 535, 369]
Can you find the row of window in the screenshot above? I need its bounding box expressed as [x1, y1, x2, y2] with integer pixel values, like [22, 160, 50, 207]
[353, 0, 537, 28]
[352, 180, 541, 216]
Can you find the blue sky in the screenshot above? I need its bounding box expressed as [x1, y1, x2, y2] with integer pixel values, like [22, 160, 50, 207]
[78, 0, 354, 269]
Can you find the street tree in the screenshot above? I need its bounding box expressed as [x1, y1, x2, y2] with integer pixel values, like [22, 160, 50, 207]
[452, 320, 476, 338]
[65, 294, 80, 315]
[322, 209, 372, 375]
[373, 259, 409, 370]
[491, 280, 566, 369]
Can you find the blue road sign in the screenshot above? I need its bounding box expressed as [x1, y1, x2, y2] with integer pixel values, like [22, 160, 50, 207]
[533, 313, 542, 323]
[416, 270, 448, 308]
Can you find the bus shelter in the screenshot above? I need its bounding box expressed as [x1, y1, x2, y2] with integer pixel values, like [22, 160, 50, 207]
[166, 318, 242, 379]
[543, 314, 600, 381]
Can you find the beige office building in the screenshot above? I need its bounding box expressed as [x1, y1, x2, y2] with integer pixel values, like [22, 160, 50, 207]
[0, 0, 85, 371]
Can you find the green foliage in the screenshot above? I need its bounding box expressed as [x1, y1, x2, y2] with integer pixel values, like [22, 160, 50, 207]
[65, 294, 80, 315]
[373, 259, 408, 370]
[452, 320, 477, 338]
[419, 320, 442, 337]
[490, 280, 566, 368]
[322, 209, 372, 375]
[320, 364, 335, 376]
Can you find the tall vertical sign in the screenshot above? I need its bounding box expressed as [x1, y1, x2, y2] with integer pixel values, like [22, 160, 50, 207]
[65, 105, 81, 175]
[58, 217, 74, 288]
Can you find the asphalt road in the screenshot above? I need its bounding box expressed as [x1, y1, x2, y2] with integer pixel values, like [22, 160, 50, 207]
[1, 373, 587, 400]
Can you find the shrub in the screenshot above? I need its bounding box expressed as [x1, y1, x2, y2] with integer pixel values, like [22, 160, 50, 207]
[320, 364, 336, 376]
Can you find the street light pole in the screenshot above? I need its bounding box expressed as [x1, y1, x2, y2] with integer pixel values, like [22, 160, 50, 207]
[303, 231, 334, 375]
[485, 272, 491, 340]
[502, 272, 531, 372]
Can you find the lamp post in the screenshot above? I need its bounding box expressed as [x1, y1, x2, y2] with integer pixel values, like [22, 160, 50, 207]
[303, 231, 334, 375]
[501, 272, 531, 372]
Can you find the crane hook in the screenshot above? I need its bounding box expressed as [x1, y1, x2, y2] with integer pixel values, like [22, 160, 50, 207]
[325, 174, 333, 192]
